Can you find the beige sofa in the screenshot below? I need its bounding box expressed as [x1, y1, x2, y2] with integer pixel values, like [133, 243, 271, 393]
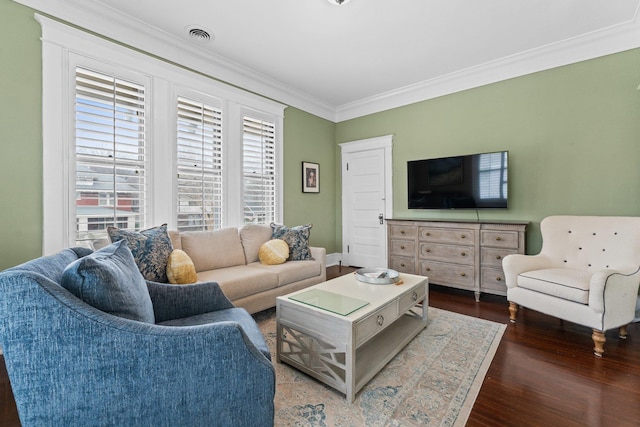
[168, 224, 326, 314]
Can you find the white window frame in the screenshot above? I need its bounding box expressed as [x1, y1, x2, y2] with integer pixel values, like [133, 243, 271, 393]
[39, 14, 284, 255]
[241, 107, 282, 225]
[174, 90, 225, 232]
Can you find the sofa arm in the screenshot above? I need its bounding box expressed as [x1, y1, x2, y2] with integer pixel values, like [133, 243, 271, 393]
[310, 246, 327, 280]
[146, 280, 235, 323]
[589, 265, 640, 318]
[502, 253, 552, 289]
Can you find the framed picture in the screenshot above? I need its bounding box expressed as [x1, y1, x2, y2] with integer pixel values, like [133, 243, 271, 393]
[302, 162, 320, 193]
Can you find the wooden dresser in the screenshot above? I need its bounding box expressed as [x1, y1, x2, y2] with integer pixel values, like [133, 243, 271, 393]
[387, 219, 528, 301]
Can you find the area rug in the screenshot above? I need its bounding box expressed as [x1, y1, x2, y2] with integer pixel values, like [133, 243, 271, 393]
[254, 307, 506, 427]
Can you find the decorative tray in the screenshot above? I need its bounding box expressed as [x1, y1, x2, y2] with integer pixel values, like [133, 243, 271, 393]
[355, 268, 400, 285]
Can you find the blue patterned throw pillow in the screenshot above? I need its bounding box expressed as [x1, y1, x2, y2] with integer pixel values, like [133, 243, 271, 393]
[61, 240, 155, 323]
[108, 224, 173, 283]
[270, 223, 313, 261]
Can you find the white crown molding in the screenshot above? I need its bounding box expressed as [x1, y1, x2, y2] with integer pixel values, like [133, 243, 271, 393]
[12, 0, 337, 121]
[335, 10, 640, 122]
[12, 0, 640, 124]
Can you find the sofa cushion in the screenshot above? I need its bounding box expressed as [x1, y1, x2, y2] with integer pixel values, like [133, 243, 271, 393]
[181, 228, 246, 272]
[196, 266, 278, 301]
[166, 249, 197, 284]
[107, 224, 173, 283]
[248, 260, 322, 287]
[157, 307, 270, 360]
[168, 230, 182, 251]
[240, 224, 274, 264]
[517, 268, 591, 304]
[61, 240, 155, 323]
[259, 239, 289, 265]
[270, 223, 313, 261]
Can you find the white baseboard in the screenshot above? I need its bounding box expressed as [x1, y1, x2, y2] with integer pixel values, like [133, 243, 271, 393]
[326, 252, 343, 267]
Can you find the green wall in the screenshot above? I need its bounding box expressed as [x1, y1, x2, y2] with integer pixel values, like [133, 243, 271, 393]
[336, 49, 640, 254]
[0, 1, 43, 270]
[283, 108, 337, 252]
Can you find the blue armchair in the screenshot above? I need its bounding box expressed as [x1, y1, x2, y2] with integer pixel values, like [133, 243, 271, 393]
[0, 247, 275, 426]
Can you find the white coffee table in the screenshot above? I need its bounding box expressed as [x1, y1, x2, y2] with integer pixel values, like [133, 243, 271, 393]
[276, 272, 428, 403]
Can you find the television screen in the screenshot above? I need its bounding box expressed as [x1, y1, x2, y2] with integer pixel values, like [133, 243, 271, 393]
[408, 151, 508, 209]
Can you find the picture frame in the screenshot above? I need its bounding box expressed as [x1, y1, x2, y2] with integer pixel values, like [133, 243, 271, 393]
[302, 162, 320, 193]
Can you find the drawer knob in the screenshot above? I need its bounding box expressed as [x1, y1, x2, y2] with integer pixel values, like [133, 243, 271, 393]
[425, 267, 431, 272]
[496, 236, 502, 241]
[426, 248, 431, 253]
[400, 245, 405, 250]
[426, 232, 431, 236]
[400, 230, 405, 235]
[461, 272, 466, 277]
[400, 263, 406, 267]
[461, 234, 466, 239]
[496, 255, 502, 260]
[377, 315, 384, 326]
[461, 252, 466, 257]
[496, 276, 502, 281]
[412, 291, 418, 301]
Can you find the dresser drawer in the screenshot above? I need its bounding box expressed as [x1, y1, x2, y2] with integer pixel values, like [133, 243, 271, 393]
[355, 301, 398, 346]
[420, 260, 474, 289]
[390, 239, 415, 257]
[480, 230, 519, 249]
[481, 247, 518, 268]
[389, 225, 418, 240]
[481, 267, 507, 294]
[419, 227, 475, 245]
[419, 243, 474, 265]
[398, 283, 427, 313]
[390, 256, 415, 274]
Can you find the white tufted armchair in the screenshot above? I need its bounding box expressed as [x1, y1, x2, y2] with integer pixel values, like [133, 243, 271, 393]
[503, 215, 640, 357]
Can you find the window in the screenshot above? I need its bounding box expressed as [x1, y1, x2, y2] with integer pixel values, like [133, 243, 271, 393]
[41, 17, 284, 254]
[478, 152, 508, 200]
[74, 67, 147, 246]
[242, 114, 277, 224]
[176, 97, 223, 231]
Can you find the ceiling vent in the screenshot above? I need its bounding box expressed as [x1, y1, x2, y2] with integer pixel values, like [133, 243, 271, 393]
[185, 25, 213, 43]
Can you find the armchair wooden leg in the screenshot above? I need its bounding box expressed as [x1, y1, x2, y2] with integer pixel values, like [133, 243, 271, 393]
[592, 329, 605, 357]
[508, 302, 518, 323]
[619, 325, 628, 340]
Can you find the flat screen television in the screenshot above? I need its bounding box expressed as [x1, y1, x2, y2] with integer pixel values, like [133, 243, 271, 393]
[408, 151, 508, 209]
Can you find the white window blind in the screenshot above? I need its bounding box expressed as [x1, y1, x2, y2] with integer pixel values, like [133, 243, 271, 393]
[176, 97, 223, 231]
[74, 67, 147, 246]
[242, 115, 277, 224]
[478, 152, 508, 199]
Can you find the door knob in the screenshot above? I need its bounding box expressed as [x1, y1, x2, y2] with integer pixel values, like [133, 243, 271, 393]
[378, 213, 384, 225]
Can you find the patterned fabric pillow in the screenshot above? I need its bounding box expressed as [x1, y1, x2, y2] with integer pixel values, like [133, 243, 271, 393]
[270, 223, 313, 261]
[108, 224, 173, 283]
[61, 240, 155, 323]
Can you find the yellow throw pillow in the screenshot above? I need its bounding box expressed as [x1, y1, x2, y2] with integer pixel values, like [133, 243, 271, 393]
[259, 239, 290, 265]
[166, 249, 197, 284]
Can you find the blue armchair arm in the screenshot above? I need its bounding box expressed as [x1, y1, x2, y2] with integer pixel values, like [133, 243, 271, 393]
[146, 280, 235, 322]
[0, 272, 275, 427]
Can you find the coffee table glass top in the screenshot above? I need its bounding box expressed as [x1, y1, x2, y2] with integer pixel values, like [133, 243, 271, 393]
[289, 289, 369, 316]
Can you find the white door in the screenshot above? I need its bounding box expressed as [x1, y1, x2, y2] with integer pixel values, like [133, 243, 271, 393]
[340, 136, 393, 268]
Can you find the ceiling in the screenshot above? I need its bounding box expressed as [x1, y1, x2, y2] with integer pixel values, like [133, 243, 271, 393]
[15, 0, 640, 121]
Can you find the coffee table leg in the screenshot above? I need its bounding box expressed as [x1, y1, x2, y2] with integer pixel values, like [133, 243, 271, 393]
[276, 305, 282, 363]
[346, 334, 355, 403]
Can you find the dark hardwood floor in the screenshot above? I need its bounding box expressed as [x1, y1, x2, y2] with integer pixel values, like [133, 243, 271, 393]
[1, 266, 638, 426]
